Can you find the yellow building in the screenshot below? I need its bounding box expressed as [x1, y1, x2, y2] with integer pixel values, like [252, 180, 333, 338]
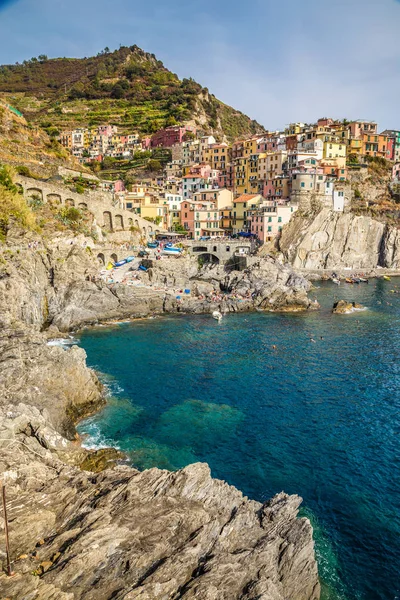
[232, 193, 263, 233]
[348, 138, 363, 156]
[323, 141, 347, 160]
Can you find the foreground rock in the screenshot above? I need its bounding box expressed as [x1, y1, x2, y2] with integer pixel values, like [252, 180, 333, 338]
[0, 403, 320, 600]
[332, 300, 365, 314]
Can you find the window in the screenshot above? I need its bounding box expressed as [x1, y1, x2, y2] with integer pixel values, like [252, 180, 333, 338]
[301, 182, 305, 188]
[268, 226, 272, 232]
[278, 217, 282, 222]
[268, 216, 272, 222]
[184, 213, 188, 218]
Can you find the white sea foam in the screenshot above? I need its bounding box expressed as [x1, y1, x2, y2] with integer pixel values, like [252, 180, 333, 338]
[78, 421, 121, 451]
[47, 337, 77, 348]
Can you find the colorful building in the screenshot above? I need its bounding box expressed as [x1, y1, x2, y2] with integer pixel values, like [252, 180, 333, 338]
[249, 202, 298, 243]
[232, 193, 263, 233]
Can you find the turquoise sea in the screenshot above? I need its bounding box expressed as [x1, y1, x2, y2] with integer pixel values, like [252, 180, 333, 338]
[76, 279, 400, 600]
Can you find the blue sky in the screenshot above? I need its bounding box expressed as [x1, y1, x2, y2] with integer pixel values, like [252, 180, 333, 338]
[0, 0, 399, 131]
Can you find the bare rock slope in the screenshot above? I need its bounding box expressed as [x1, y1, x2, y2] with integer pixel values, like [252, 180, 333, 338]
[279, 207, 400, 271]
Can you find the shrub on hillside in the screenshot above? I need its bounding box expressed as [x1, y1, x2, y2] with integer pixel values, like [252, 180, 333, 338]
[0, 185, 36, 241]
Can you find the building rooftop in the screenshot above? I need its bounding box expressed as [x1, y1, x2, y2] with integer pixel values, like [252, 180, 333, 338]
[234, 194, 260, 203]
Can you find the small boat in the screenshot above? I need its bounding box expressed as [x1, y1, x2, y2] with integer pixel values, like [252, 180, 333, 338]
[163, 246, 182, 255]
[383, 275, 391, 281]
[138, 265, 147, 272]
[359, 277, 368, 283]
[147, 242, 158, 249]
[114, 259, 127, 267]
[352, 278, 361, 284]
[126, 256, 135, 263]
[332, 278, 340, 285]
[345, 278, 353, 284]
[212, 311, 223, 321]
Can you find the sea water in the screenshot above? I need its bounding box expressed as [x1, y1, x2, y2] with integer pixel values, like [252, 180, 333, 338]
[77, 279, 400, 600]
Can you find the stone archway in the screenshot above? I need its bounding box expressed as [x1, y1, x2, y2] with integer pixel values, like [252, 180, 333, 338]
[110, 253, 118, 263]
[78, 202, 88, 210]
[26, 188, 43, 200]
[97, 253, 105, 265]
[47, 193, 62, 206]
[65, 198, 75, 207]
[115, 214, 124, 230]
[134, 219, 139, 229]
[198, 253, 220, 265]
[103, 211, 113, 232]
[128, 218, 133, 228]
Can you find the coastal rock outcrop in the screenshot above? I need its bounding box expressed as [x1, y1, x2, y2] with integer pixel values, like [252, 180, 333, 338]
[0, 405, 320, 599]
[279, 207, 400, 271]
[0, 239, 317, 332]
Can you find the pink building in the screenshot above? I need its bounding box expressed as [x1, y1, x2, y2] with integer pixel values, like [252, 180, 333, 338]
[349, 121, 377, 139]
[393, 163, 400, 180]
[189, 164, 211, 178]
[249, 203, 298, 243]
[150, 126, 196, 148]
[180, 201, 195, 237]
[142, 137, 151, 149]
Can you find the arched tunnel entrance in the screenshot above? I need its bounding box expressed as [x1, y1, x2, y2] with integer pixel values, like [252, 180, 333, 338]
[197, 253, 220, 265]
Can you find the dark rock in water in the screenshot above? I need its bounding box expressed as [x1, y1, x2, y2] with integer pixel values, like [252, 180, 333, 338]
[332, 300, 365, 314]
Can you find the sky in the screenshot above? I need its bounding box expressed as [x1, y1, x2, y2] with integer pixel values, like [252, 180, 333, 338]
[0, 0, 399, 131]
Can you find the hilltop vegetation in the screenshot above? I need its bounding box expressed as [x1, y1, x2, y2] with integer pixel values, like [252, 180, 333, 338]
[0, 46, 264, 140]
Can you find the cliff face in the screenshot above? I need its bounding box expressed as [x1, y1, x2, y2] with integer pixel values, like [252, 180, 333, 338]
[0, 234, 317, 333]
[279, 208, 400, 271]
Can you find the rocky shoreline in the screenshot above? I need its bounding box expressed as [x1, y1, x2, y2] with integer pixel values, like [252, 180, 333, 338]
[0, 235, 321, 599]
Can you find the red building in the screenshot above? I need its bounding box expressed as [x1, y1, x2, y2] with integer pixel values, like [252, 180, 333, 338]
[150, 126, 196, 148]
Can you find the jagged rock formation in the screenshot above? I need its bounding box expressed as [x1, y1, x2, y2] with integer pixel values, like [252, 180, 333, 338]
[279, 207, 400, 271]
[0, 403, 320, 599]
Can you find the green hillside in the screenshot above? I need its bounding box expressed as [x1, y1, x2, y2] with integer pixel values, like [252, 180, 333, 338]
[0, 46, 264, 140]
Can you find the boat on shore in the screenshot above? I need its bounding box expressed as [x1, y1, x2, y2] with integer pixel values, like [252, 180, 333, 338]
[383, 275, 391, 281]
[212, 310, 223, 321]
[114, 259, 127, 267]
[162, 246, 183, 256]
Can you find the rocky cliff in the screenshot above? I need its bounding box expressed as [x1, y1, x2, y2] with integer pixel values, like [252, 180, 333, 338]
[0, 230, 320, 599]
[0, 232, 317, 332]
[279, 207, 400, 272]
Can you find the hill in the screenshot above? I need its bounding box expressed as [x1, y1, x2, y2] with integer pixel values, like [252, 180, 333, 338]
[0, 46, 265, 141]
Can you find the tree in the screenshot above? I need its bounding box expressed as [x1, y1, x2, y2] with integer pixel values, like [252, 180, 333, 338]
[148, 159, 162, 172]
[38, 54, 48, 62]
